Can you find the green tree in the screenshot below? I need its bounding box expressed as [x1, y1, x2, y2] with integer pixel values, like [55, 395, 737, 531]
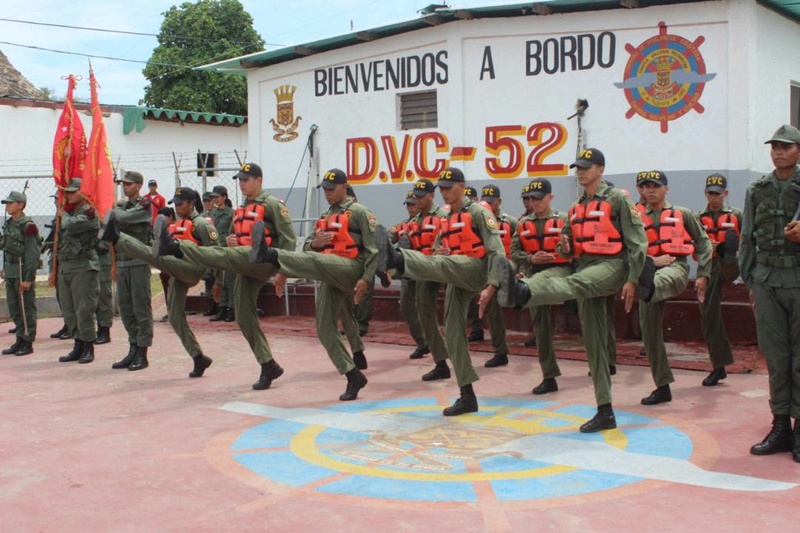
[142, 0, 264, 115]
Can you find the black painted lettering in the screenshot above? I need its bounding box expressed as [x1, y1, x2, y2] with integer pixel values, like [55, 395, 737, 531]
[435, 50, 448, 84]
[421, 53, 436, 86]
[344, 64, 358, 93]
[385, 58, 400, 89]
[373, 60, 385, 91]
[359, 62, 372, 91]
[577, 34, 595, 70]
[525, 40, 541, 76]
[560, 36, 577, 72]
[314, 69, 328, 97]
[406, 55, 421, 88]
[333, 66, 344, 95]
[480, 46, 495, 80]
[598, 31, 616, 68]
[543, 38, 558, 75]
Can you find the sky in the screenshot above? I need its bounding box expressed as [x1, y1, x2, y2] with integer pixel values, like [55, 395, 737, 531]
[0, 0, 521, 107]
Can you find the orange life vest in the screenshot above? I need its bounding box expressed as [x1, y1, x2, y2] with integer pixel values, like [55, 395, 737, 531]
[497, 218, 513, 259]
[440, 211, 486, 258]
[233, 204, 273, 247]
[409, 215, 443, 255]
[315, 211, 358, 259]
[518, 216, 570, 264]
[643, 208, 695, 256]
[168, 218, 200, 245]
[700, 212, 739, 258]
[568, 200, 623, 257]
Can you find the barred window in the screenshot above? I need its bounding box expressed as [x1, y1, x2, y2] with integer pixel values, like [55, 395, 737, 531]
[399, 90, 438, 130]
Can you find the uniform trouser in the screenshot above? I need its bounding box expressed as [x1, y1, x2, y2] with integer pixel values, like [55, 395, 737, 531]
[115, 234, 206, 357]
[275, 249, 364, 374]
[5, 278, 36, 342]
[117, 263, 153, 347]
[699, 262, 734, 369]
[467, 299, 483, 333]
[639, 261, 689, 388]
[399, 249, 485, 388]
[59, 269, 99, 342]
[340, 298, 365, 353]
[176, 242, 279, 364]
[484, 294, 509, 354]
[96, 259, 114, 328]
[606, 295, 618, 366]
[416, 281, 449, 363]
[355, 285, 373, 332]
[218, 269, 237, 308]
[400, 279, 427, 349]
[527, 265, 572, 379]
[519, 257, 628, 406]
[752, 284, 800, 418]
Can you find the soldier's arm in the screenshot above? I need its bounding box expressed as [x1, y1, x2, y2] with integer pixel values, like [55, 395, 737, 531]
[115, 199, 152, 226]
[684, 207, 712, 278]
[475, 207, 504, 286]
[738, 188, 756, 287]
[358, 207, 378, 282]
[22, 222, 41, 282]
[195, 219, 220, 248]
[618, 195, 647, 283]
[556, 211, 574, 258]
[267, 200, 297, 251]
[62, 207, 100, 233]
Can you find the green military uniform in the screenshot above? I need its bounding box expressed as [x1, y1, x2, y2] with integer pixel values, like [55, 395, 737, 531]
[354, 284, 373, 335]
[510, 209, 571, 380]
[740, 165, 800, 419]
[483, 212, 518, 359]
[390, 217, 426, 351]
[398, 197, 505, 388]
[2, 200, 40, 348]
[114, 210, 217, 358]
[639, 202, 712, 389]
[178, 189, 296, 364]
[58, 202, 101, 343]
[514, 182, 647, 406]
[95, 241, 114, 331]
[696, 203, 742, 370]
[210, 204, 236, 312]
[112, 195, 153, 349]
[268, 196, 378, 375]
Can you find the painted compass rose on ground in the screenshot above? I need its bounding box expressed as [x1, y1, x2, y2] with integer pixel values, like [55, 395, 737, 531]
[615, 22, 716, 133]
[212, 398, 794, 507]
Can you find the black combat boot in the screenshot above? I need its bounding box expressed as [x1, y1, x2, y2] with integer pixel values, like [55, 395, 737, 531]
[750, 415, 793, 455]
[189, 354, 213, 378]
[224, 307, 236, 323]
[421, 361, 451, 381]
[641, 384, 672, 405]
[50, 324, 69, 339]
[2, 337, 23, 355]
[495, 257, 531, 308]
[702, 367, 727, 387]
[443, 385, 479, 416]
[484, 353, 509, 368]
[112, 344, 138, 369]
[793, 419, 800, 463]
[14, 340, 33, 356]
[339, 368, 368, 401]
[152, 215, 183, 258]
[248, 222, 280, 265]
[638, 256, 656, 302]
[203, 301, 220, 317]
[532, 378, 558, 395]
[352, 350, 368, 370]
[95, 325, 111, 345]
[209, 305, 227, 322]
[128, 346, 148, 371]
[252, 359, 284, 390]
[467, 330, 484, 343]
[59, 340, 83, 362]
[99, 210, 120, 243]
[580, 403, 617, 433]
[409, 346, 430, 359]
[78, 341, 95, 364]
[58, 327, 74, 340]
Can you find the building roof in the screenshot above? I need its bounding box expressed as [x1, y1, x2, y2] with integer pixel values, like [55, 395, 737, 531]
[199, 0, 773, 75]
[121, 107, 246, 134]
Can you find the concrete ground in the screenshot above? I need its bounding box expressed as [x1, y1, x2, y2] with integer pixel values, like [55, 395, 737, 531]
[0, 307, 796, 532]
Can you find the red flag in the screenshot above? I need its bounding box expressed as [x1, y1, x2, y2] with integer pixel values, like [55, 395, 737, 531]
[52, 75, 87, 200]
[83, 69, 115, 219]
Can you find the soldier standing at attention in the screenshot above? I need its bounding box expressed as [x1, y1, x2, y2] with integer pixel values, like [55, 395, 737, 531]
[479, 184, 518, 368]
[510, 178, 572, 394]
[200, 192, 219, 319]
[377, 167, 506, 416]
[209, 185, 236, 323]
[145, 163, 296, 389]
[54, 178, 101, 364]
[696, 173, 742, 386]
[249, 168, 377, 401]
[491, 149, 651, 432]
[1, 191, 40, 356]
[635, 170, 712, 405]
[108, 170, 153, 371]
[740, 125, 800, 462]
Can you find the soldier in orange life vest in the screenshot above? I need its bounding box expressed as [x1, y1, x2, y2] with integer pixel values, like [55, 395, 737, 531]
[100, 187, 219, 375]
[478, 184, 518, 368]
[696, 173, 742, 387]
[510, 178, 572, 394]
[249, 168, 377, 402]
[406, 178, 452, 381]
[635, 170, 712, 405]
[490, 148, 651, 433]
[376, 167, 507, 416]
[464, 186, 486, 342]
[391, 190, 429, 359]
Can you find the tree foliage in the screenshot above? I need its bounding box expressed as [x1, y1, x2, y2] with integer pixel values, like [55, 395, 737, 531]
[142, 0, 263, 115]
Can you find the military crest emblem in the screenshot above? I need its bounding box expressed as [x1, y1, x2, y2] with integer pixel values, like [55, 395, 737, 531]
[269, 85, 302, 142]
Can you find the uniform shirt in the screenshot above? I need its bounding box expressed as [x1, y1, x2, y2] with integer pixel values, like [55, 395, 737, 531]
[112, 194, 152, 266]
[641, 202, 713, 278]
[559, 181, 647, 284]
[510, 208, 568, 277]
[211, 205, 234, 242]
[695, 203, 743, 267]
[434, 197, 505, 287]
[304, 197, 378, 283]
[740, 167, 800, 289]
[238, 189, 296, 252]
[181, 210, 219, 248]
[1, 214, 40, 281]
[58, 202, 101, 273]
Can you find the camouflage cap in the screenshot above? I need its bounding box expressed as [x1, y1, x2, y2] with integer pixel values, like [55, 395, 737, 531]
[1, 191, 27, 204]
[765, 125, 800, 145]
[63, 177, 82, 192]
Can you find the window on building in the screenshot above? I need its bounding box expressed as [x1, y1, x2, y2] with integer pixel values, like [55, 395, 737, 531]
[399, 90, 438, 130]
[197, 152, 217, 177]
[791, 84, 800, 129]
